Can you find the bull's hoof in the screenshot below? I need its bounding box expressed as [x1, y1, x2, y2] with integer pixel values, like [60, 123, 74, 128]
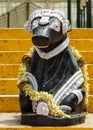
[21, 113, 85, 126]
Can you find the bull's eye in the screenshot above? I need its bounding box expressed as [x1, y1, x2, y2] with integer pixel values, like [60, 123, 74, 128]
[49, 20, 60, 32]
[32, 20, 38, 30]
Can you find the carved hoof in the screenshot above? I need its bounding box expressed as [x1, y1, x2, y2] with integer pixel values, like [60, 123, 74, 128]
[36, 101, 49, 116]
[21, 113, 85, 126]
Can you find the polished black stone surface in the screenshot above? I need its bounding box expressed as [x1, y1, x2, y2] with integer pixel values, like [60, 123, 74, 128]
[19, 11, 86, 126]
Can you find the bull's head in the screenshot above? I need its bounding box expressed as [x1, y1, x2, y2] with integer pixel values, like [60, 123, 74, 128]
[24, 9, 71, 49]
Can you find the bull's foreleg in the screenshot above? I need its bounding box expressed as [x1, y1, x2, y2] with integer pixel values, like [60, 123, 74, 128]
[59, 88, 85, 114]
[53, 70, 85, 114]
[19, 91, 33, 114]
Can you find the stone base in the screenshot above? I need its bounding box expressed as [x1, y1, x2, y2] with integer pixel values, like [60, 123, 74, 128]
[21, 113, 85, 126]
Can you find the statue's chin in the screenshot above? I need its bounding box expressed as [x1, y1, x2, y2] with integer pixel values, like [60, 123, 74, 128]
[35, 45, 49, 49]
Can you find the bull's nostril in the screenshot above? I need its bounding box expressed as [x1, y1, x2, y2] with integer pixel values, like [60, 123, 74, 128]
[32, 36, 49, 47]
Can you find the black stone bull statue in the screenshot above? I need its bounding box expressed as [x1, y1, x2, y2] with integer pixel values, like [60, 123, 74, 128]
[17, 9, 87, 126]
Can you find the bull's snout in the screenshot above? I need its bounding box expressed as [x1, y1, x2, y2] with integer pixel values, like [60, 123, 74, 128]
[32, 35, 49, 48]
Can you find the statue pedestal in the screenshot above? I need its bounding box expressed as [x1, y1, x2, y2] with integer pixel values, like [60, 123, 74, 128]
[21, 113, 85, 126]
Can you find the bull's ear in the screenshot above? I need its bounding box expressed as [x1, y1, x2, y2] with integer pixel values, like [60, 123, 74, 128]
[24, 20, 32, 33]
[67, 24, 72, 32]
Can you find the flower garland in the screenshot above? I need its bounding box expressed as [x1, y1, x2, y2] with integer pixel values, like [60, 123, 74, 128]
[71, 46, 89, 113]
[17, 46, 89, 118]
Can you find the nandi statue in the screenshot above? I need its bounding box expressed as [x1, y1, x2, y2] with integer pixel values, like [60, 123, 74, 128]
[17, 9, 89, 126]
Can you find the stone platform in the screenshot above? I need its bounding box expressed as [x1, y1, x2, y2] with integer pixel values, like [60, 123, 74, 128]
[0, 113, 93, 129]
